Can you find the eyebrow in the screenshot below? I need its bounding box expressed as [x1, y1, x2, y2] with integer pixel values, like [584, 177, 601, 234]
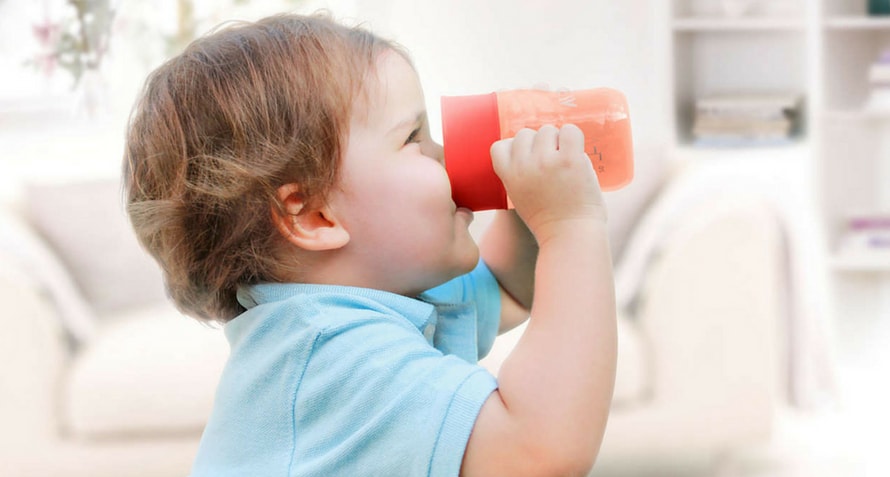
[388, 111, 426, 136]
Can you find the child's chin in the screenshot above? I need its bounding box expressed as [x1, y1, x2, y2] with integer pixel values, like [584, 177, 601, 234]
[438, 256, 478, 286]
[460, 245, 481, 271]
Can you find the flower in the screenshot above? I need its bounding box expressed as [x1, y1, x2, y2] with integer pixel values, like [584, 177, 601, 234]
[29, 0, 116, 86]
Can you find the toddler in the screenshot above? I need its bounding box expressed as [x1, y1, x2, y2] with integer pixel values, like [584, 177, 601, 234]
[123, 12, 616, 477]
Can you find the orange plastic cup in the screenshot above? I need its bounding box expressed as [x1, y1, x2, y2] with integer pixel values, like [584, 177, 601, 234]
[441, 87, 634, 211]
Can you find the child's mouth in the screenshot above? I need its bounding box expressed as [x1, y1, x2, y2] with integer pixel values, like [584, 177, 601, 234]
[455, 207, 474, 224]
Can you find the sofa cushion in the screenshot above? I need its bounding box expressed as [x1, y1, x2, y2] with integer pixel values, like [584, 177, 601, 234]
[25, 178, 168, 318]
[479, 311, 650, 407]
[0, 207, 96, 343]
[64, 304, 229, 439]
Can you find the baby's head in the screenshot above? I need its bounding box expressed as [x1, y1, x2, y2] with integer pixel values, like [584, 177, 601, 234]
[124, 13, 408, 322]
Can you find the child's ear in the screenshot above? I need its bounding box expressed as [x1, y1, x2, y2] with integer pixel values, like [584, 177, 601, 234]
[272, 183, 350, 251]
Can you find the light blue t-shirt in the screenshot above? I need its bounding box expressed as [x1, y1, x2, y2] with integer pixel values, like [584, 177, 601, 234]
[190, 260, 501, 477]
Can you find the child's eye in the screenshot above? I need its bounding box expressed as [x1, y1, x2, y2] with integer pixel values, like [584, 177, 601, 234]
[405, 128, 421, 145]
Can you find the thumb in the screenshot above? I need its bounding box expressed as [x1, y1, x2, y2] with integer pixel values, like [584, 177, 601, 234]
[490, 137, 513, 178]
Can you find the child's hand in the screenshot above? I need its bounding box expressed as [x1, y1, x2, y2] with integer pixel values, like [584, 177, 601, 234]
[490, 124, 607, 243]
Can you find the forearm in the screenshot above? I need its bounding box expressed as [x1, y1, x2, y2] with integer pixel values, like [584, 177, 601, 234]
[498, 220, 616, 465]
[480, 210, 537, 310]
[462, 125, 617, 477]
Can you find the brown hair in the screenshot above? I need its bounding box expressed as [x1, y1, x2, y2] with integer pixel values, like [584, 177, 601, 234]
[123, 13, 401, 322]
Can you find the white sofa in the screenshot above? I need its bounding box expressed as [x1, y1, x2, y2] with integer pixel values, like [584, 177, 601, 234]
[0, 178, 230, 477]
[0, 155, 788, 476]
[481, 195, 785, 468]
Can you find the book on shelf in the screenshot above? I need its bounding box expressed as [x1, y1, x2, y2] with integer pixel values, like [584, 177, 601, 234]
[692, 92, 802, 147]
[837, 211, 890, 259]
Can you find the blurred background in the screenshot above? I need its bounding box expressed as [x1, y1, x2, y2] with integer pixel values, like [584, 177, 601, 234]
[1, 0, 888, 476]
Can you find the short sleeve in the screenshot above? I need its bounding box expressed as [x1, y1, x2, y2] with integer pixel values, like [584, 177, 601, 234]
[293, 314, 498, 477]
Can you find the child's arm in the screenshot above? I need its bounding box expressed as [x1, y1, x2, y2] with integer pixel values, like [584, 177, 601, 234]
[461, 124, 617, 477]
[479, 210, 537, 333]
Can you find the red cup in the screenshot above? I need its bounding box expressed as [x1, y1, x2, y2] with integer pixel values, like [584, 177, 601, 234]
[442, 88, 634, 211]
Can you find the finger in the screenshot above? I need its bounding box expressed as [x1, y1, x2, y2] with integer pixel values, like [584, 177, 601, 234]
[532, 125, 559, 156]
[557, 123, 585, 154]
[511, 128, 536, 159]
[490, 138, 513, 174]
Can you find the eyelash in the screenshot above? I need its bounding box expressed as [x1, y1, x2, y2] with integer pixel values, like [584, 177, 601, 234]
[405, 128, 421, 145]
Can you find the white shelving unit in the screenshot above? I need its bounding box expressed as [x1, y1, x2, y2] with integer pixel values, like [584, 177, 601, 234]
[668, 2, 809, 146]
[666, 0, 890, 326]
[820, 1, 890, 276]
[672, 17, 807, 31]
[824, 15, 890, 28]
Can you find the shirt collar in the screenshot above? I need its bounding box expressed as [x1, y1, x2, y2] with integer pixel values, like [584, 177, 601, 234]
[236, 282, 438, 333]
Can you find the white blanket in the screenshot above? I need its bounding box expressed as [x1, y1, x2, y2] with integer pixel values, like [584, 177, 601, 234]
[614, 149, 838, 409]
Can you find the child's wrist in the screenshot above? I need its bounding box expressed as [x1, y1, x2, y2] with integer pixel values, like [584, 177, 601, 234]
[531, 215, 609, 247]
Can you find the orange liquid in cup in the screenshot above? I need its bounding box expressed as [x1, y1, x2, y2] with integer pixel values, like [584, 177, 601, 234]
[442, 87, 634, 211]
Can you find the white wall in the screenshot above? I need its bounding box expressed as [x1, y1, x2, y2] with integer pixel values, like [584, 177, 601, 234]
[345, 0, 667, 148]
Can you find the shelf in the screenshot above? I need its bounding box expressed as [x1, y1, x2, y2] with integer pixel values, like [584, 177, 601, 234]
[831, 251, 890, 272]
[824, 16, 890, 30]
[823, 109, 890, 121]
[673, 17, 806, 32]
[671, 141, 810, 162]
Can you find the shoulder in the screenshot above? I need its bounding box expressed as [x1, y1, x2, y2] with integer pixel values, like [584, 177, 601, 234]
[291, 312, 497, 476]
[210, 283, 498, 476]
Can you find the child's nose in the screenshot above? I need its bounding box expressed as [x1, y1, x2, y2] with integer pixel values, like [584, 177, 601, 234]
[430, 141, 444, 164]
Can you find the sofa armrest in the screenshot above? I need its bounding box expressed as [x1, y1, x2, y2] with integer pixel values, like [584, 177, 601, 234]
[0, 257, 68, 449]
[603, 198, 785, 457]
